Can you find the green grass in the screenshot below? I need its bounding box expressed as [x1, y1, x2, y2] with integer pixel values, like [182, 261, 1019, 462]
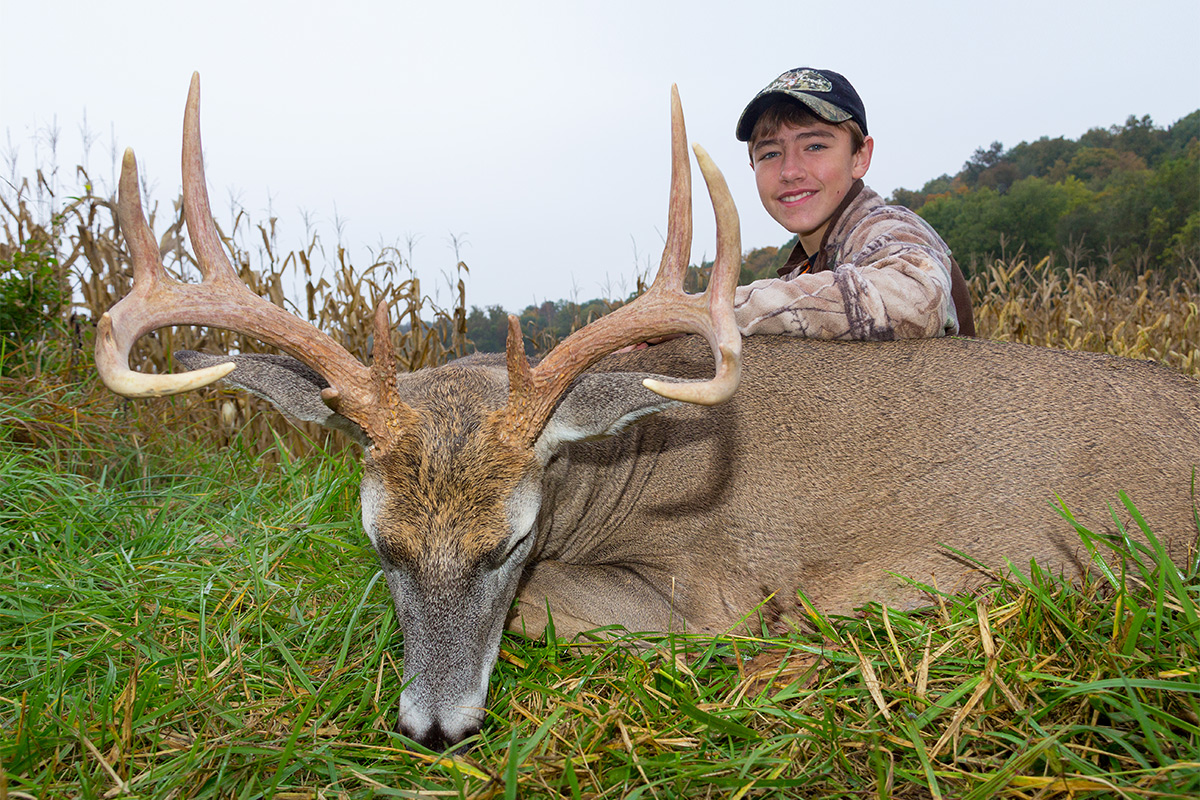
[2, 434, 1198, 799]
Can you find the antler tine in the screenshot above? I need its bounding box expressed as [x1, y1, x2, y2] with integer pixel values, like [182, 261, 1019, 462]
[181, 72, 243, 287]
[121, 149, 164, 293]
[96, 73, 411, 450]
[496, 85, 742, 447]
[647, 85, 692, 293]
[642, 142, 741, 405]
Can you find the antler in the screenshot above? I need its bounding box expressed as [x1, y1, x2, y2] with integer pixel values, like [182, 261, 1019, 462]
[95, 72, 414, 450]
[498, 85, 742, 447]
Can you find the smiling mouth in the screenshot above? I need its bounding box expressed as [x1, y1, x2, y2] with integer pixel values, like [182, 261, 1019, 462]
[780, 190, 816, 203]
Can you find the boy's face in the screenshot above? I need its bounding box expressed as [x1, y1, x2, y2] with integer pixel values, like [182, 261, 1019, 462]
[751, 119, 873, 253]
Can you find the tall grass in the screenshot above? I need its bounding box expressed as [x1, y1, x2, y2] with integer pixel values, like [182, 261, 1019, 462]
[2, 437, 1197, 797]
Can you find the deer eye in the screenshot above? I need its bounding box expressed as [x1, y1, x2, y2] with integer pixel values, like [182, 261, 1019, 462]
[483, 530, 529, 569]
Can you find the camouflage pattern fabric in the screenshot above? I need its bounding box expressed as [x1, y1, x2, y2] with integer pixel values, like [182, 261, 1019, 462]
[734, 185, 960, 340]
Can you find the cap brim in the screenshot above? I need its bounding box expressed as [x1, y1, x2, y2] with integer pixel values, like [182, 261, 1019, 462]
[735, 90, 854, 141]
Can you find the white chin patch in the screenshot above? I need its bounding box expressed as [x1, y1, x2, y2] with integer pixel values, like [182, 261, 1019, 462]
[505, 476, 541, 541]
[360, 471, 384, 549]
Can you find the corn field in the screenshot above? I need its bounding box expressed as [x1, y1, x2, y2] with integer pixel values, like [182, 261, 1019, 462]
[2, 176, 1197, 462]
[971, 255, 1198, 377]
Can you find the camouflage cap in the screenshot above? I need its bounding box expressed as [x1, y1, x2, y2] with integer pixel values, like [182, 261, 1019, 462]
[736, 68, 868, 141]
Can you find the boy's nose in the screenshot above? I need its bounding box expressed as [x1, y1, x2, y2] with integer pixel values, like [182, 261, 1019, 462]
[780, 153, 805, 181]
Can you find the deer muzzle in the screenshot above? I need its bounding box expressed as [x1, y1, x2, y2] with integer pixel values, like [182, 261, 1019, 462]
[381, 544, 526, 750]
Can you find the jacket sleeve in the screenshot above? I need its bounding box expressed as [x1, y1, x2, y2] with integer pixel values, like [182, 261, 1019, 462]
[733, 208, 959, 340]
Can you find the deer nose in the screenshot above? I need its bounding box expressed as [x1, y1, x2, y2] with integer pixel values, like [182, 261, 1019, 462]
[396, 717, 480, 752]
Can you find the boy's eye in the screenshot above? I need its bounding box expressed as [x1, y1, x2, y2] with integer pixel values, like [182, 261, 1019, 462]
[756, 150, 781, 162]
[805, 143, 827, 152]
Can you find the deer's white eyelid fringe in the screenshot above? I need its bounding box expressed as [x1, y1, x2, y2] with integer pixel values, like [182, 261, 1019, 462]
[102, 361, 236, 398]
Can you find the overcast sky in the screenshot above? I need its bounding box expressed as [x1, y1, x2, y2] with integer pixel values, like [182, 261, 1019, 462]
[3, 0, 1198, 313]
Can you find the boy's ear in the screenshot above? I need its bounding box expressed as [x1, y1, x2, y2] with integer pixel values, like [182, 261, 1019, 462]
[853, 135, 875, 180]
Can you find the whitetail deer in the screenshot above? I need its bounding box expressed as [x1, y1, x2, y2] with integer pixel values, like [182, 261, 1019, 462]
[98, 74, 1199, 750]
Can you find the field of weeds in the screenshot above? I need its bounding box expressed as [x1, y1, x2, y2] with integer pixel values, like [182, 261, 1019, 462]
[2, 174, 1198, 797]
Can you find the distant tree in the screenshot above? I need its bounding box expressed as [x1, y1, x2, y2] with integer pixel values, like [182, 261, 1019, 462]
[1110, 114, 1167, 165]
[1005, 136, 1079, 181]
[464, 304, 509, 353]
[887, 174, 954, 210]
[919, 185, 1005, 258]
[1001, 176, 1090, 256]
[1078, 124, 1115, 151]
[962, 141, 1005, 187]
[920, 177, 1091, 264]
[888, 187, 924, 209]
[1167, 209, 1200, 265]
[1144, 144, 1200, 265]
[1066, 147, 1147, 187]
[1166, 110, 1200, 156]
[739, 245, 781, 282]
[1059, 140, 1198, 273]
[977, 161, 1022, 194]
[902, 111, 1197, 276]
[1078, 115, 1171, 166]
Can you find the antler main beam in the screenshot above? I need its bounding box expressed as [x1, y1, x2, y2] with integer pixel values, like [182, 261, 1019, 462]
[95, 73, 410, 449]
[498, 85, 743, 447]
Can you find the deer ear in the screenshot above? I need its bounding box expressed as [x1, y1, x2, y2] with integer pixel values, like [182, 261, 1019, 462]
[173, 350, 369, 445]
[533, 373, 681, 461]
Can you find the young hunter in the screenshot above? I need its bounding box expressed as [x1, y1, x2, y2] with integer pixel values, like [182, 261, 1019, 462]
[734, 68, 975, 339]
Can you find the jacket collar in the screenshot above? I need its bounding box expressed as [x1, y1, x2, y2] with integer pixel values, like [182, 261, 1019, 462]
[778, 178, 867, 276]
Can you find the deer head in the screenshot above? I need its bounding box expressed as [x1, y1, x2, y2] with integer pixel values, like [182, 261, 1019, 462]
[96, 73, 741, 749]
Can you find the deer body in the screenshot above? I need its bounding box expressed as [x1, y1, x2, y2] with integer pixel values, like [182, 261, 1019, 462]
[518, 334, 1197, 641]
[99, 75, 1198, 750]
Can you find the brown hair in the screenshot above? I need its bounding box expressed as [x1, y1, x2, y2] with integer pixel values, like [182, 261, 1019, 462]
[749, 98, 866, 156]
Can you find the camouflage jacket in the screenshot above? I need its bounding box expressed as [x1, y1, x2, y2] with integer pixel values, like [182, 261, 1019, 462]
[734, 181, 974, 339]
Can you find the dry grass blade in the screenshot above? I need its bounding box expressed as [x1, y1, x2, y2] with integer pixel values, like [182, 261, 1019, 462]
[883, 605, 915, 686]
[849, 635, 892, 721]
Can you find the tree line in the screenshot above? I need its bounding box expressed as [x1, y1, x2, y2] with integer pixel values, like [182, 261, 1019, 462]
[890, 111, 1198, 275]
